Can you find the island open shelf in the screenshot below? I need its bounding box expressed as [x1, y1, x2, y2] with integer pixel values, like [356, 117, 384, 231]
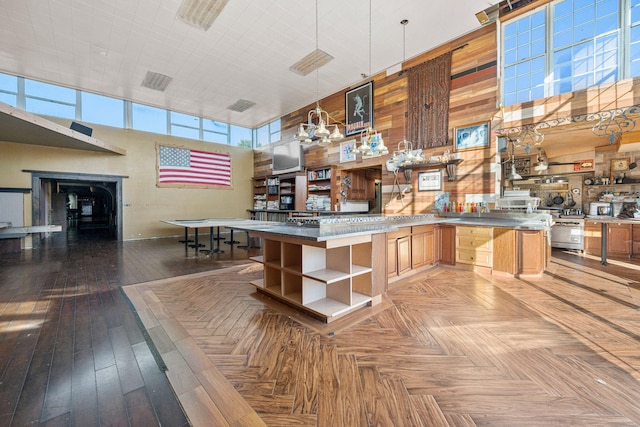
[246, 232, 385, 322]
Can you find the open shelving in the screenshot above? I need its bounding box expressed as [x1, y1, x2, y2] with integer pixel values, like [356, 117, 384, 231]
[249, 234, 377, 322]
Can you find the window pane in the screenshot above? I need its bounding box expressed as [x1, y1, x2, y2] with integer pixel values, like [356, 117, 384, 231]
[25, 79, 76, 119]
[230, 125, 253, 148]
[0, 73, 17, 93]
[170, 111, 199, 128]
[81, 92, 124, 127]
[203, 119, 228, 133]
[0, 93, 16, 106]
[26, 98, 75, 118]
[203, 131, 227, 144]
[131, 103, 167, 134]
[25, 79, 76, 103]
[171, 124, 200, 140]
[256, 125, 269, 147]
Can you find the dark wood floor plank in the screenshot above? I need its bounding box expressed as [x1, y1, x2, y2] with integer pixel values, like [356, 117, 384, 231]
[95, 364, 128, 427]
[71, 348, 99, 427]
[108, 325, 145, 395]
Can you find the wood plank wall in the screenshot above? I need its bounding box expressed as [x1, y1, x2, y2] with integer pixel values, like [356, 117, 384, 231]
[254, 24, 499, 214]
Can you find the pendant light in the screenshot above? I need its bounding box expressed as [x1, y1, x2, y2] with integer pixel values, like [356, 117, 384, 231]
[351, 0, 388, 156]
[295, 0, 343, 146]
[506, 138, 522, 180]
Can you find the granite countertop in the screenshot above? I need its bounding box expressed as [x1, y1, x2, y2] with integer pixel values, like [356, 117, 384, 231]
[584, 216, 640, 224]
[229, 212, 552, 242]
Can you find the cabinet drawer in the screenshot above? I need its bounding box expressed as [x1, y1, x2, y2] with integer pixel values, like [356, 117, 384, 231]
[456, 249, 492, 267]
[456, 235, 492, 250]
[457, 226, 492, 237]
[412, 224, 434, 234]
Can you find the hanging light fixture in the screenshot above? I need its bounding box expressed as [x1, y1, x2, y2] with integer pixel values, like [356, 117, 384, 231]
[506, 138, 522, 180]
[295, 0, 343, 146]
[385, 18, 424, 169]
[350, 0, 388, 156]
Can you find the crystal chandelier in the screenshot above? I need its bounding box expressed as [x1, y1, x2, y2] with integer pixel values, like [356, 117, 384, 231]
[294, 0, 343, 146]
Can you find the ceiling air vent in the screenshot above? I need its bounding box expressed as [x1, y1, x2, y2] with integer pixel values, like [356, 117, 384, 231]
[289, 49, 334, 76]
[228, 99, 256, 112]
[177, 0, 229, 31]
[141, 71, 172, 91]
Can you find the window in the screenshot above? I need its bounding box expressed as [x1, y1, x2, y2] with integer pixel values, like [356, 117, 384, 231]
[25, 79, 76, 119]
[503, 0, 633, 106]
[503, 10, 546, 105]
[230, 125, 253, 148]
[170, 111, 200, 140]
[81, 92, 124, 128]
[255, 119, 281, 148]
[630, 0, 640, 76]
[0, 73, 18, 107]
[203, 120, 228, 144]
[1, 72, 259, 148]
[131, 103, 168, 134]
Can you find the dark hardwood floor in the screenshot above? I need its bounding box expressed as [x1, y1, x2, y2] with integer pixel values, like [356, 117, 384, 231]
[0, 226, 258, 426]
[2, 225, 640, 426]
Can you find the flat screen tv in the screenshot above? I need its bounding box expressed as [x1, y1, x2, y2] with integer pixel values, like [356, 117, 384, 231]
[271, 141, 304, 175]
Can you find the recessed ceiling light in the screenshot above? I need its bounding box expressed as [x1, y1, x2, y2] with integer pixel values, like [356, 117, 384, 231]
[289, 49, 334, 76]
[177, 0, 229, 31]
[228, 99, 256, 112]
[141, 71, 172, 91]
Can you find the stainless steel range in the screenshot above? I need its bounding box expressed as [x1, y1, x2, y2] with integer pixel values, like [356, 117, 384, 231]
[551, 216, 584, 250]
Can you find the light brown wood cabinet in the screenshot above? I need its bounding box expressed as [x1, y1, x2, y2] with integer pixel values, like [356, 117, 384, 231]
[607, 222, 631, 257]
[633, 225, 640, 257]
[584, 220, 602, 256]
[387, 227, 411, 279]
[411, 225, 434, 269]
[518, 229, 546, 275]
[585, 220, 631, 258]
[437, 225, 456, 265]
[456, 226, 493, 267]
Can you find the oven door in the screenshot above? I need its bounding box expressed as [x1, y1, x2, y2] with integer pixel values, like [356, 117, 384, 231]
[551, 222, 584, 250]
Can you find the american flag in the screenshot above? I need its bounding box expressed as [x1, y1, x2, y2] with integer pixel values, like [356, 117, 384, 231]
[158, 146, 231, 186]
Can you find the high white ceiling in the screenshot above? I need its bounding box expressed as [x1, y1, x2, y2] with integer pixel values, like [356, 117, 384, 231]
[0, 0, 500, 129]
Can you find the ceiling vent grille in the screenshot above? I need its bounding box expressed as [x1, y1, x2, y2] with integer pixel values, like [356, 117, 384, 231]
[289, 49, 334, 76]
[177, 0, 229, 31]
[228, 99, 256, 112]
[141, 71, 172, 91]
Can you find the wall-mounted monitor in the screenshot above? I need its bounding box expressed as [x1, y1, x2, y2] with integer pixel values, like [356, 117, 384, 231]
[271, 140, 304, 175]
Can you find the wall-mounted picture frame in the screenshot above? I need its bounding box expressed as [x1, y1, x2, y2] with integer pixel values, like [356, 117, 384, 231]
[454, 122, 490, 151]
[345, 81, 373, 136]
[340, 140, 356, 162]
[418, 170, 442, 191]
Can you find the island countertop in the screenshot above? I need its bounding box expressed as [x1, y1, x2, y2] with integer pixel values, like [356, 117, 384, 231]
[228, 212, 552, 242]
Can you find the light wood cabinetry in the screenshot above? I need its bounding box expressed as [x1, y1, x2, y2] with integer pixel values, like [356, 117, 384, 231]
[493, 228, 516, 274]
[397, 236, 412, 275]
[633, 225, 640, 257]
[437, 225, 456, 265]
[456, 226, 493, 267]
[411, 225, 434, 269]
[250, 232, 384, 322]
[518, 230, 546, 275]
[585, 220, 631, 258]
[606, 222, 631, 257]
[387, 227, 412, 279]
[584, 220, 601, 256]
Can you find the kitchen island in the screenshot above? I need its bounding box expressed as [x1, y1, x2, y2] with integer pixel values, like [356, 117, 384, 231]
[230, 212, 552, 322]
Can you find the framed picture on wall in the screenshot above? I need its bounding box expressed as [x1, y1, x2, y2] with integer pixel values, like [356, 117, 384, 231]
[454, 122, 490, 151]
[340, 140, 356, 162]
[418, 170, 442, 191]
[345, 81, 373, 136]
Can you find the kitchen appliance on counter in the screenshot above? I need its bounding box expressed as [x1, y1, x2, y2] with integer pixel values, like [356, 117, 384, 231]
[496, 189, 541, 211]
[588, 202, 612, 217]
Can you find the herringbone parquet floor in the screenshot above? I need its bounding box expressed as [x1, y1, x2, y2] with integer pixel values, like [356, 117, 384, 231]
[124, 252, 640, 427]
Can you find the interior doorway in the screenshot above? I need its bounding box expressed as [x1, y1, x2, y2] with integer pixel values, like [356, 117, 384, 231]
[29, 171, 124, 245]
[340, 166, 382, 214]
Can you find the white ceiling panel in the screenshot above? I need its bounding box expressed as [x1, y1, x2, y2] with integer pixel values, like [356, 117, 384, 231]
[0, 0, 502, 128]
